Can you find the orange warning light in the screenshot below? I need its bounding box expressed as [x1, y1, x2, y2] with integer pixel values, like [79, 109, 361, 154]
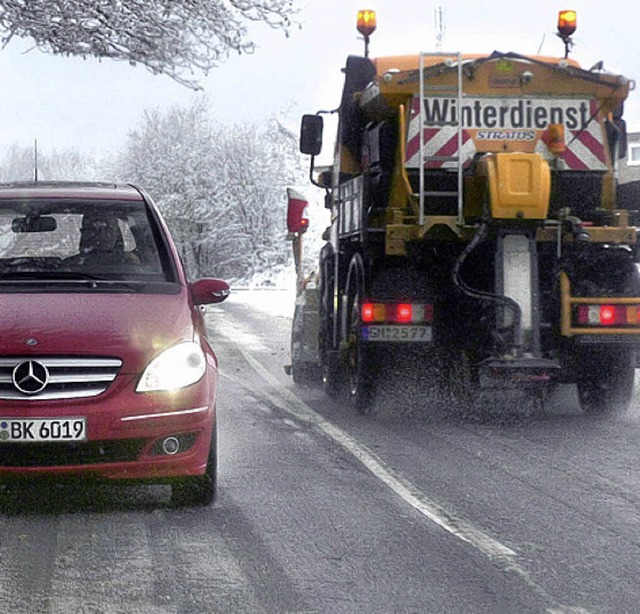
[548, 124, 566, 155]
[357, 10, 377, 38]
[557, 10, 577, 38]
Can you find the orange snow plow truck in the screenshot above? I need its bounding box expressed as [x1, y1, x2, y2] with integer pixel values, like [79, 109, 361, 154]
[288, 10, 640, 416]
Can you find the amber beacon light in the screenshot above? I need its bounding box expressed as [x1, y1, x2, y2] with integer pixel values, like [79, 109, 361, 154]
[357, 9, 376, 57]
[557, 10, 577, 37]
[547, 124, 566, 155]
[557, 10, 577, 58]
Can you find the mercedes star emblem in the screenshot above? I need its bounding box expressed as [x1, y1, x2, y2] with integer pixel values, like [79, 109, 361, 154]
[12, 360, 50, 395]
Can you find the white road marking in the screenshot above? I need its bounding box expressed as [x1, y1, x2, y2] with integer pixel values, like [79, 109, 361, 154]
[219, 330, 592, 614]
[221, 355, 515, 560]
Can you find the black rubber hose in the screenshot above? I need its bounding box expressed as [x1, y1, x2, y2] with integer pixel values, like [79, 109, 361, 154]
[452, 222, 523, 351]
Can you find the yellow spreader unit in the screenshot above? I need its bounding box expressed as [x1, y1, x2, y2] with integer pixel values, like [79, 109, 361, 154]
[479, 153, 551, 220]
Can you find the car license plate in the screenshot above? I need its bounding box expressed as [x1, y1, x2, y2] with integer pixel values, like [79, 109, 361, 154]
[364, 325, 432, 342]
[0, 418, 87, 442]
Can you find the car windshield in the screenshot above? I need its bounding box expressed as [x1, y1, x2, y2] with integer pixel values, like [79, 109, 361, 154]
[0, 198, 177, 288]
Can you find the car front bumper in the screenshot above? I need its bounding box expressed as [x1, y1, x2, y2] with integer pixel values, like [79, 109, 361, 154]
[0, 372, 216, 481]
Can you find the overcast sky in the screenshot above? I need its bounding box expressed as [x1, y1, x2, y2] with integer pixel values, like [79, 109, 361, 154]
[0, 0, 638, 158]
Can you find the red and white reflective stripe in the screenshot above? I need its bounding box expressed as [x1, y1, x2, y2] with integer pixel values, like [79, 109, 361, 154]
[406, 96, 607, 171]
[537, 101, 606, 170]
[406, 128, 475, 169]
[406, 97, 477, 169]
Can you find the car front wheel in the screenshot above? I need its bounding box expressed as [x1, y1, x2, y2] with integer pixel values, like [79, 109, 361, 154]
[170, 423, 217, 508]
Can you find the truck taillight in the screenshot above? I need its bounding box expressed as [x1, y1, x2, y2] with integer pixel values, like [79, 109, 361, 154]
[396, 304, 412, 323]
[361, 302, 433, 323]
[362, 303, 383, 322]
[576, 304, 640, 326]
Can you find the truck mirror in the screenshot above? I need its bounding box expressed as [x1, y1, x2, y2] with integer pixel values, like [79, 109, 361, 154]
[286, 188, 309, 234]
[616, 119, 628, 159]
[606, 118, 628, 160]
[300, 115, 324, 156]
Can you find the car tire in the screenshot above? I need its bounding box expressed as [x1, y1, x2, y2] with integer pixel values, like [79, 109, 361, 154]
[170, 423, 217, 508]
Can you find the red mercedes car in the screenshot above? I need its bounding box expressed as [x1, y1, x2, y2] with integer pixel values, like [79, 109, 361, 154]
[0, 182, 229, 506]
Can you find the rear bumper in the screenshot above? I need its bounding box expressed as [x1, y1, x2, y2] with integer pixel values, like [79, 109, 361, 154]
[478, 357, 560, 389]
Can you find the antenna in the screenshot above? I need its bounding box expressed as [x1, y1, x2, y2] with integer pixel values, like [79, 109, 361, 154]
[434, 6, 445, 51]
[34, 139, 38, 183]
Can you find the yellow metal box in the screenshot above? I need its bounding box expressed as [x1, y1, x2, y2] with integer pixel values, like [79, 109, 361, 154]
[479, 153, 551, 220]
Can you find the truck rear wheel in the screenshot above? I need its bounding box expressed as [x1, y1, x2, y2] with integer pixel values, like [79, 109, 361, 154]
[442, 348, 477, 414]
[321, 351, 343, 396]
[318, 251, 343, 397]
[576, 348, 636, 416]
[347, 293, 376, 413]
[292, 363, 320, 386]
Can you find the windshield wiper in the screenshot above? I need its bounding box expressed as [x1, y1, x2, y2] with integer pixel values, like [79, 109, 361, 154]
[0, 270, 107, 279]
[0, 271, 146, 290]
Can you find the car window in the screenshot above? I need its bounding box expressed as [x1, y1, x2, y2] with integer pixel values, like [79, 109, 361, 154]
[0, 199, 177, 286]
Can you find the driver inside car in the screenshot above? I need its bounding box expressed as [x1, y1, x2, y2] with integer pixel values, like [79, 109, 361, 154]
[69, 214, 138, 269]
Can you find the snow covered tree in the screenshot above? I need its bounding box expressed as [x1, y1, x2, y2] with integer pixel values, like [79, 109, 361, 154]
[116, 97, 306, 281]
[0, 143, 101, 181]
[0, 0, 296, 88]
[214, 119, 305, 278]
[115, 98, 237, 277]
[0, 144, 35, 181]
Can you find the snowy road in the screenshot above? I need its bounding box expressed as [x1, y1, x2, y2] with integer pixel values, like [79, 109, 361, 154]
[2, 289, 640, 612]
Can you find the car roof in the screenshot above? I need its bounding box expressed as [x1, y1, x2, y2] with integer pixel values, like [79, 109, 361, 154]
[0, 181, 144, 201]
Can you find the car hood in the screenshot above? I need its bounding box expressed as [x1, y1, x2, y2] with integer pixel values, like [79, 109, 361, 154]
[0, 291, 195, 373]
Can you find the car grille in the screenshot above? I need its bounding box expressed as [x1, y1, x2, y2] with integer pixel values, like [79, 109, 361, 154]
[0, 439, 146, 467]
[0, 357, 122, 401]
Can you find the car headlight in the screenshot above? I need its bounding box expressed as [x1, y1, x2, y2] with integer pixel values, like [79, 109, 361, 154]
[136, 341, 206, 392]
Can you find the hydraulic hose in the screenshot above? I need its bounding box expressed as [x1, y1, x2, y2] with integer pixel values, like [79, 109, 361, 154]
[452, 222, 523, 353]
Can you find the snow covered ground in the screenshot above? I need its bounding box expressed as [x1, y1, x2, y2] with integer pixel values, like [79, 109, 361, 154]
[228, 287, 296, 319]
[228, 266, 298, 319]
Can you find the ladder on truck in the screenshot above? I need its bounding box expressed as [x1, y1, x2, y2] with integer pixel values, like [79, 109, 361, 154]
[418, 51, 464, 227]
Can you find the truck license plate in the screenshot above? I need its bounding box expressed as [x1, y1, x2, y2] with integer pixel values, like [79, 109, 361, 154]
[364, 325, 432, 342]
[0, 418, 87, 442]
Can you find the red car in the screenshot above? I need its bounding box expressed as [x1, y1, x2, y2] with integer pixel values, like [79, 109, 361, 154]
[0, 182, 229, 506]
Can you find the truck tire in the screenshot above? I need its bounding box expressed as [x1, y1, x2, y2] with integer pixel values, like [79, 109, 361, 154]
[346, 292, 376, 413]
[576, 348, 636, 416]
[321, 351, 343, 396]
[318, 252, 342, 396]
[292, 363, 320, 386]
[444, 349, 476, 415]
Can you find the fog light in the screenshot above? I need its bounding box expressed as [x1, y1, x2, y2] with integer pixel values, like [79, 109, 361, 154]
[150, 432, 198, 457]
[162, 436, 180, 455]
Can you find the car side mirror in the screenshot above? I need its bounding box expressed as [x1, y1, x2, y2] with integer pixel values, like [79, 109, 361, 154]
[191, 278, 230, 305]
